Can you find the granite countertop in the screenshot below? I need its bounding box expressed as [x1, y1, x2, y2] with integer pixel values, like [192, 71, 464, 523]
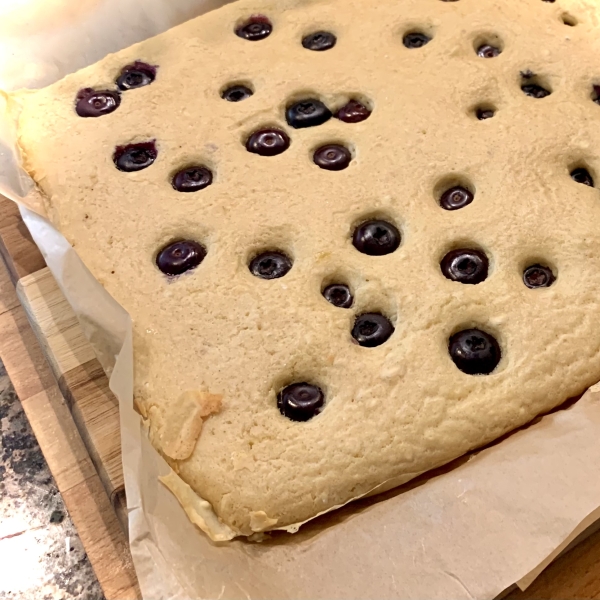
[0, 359, 104, 600]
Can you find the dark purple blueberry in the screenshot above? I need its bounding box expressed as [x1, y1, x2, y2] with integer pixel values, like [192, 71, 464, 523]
[521, 83, 551, 98]
[221, 85, 253, 102]
[116, 61, 156, 90]
[403, 32, 431, 49]
[75, 88, 120, 117]
[235, 15, 272, 41]
[477, 44, 501, 58]
[592, 85, 600, 105]
[323, 284, 353, 308]
[286, 99, 332, 129]
[302, 31, 337, 51]
[449, 329, 501, 375]
[113, 141, 157, 172]
[277, 383, 324, 422]
[246, 128, 290, 156]
[156, 240, 206, 276]
[249, 251, 292, 279]
[353, 220, 401, 256]
[571, 167, 594, 187]
[440, 186, 474, 210]
[476, 108, 495, 120]
[352, 314, 394, 348]
[523, 264, 555, 288]
[335, 100, 372, 123]
[313, 144, 352, 171]
[441, 249, 489, 284]
[172, 166, 213, 192]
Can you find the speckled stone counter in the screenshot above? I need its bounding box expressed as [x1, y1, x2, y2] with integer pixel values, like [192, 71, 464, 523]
[0, 359, 104, 600]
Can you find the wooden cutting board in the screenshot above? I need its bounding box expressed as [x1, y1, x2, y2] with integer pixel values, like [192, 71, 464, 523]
[2, 196, 600, 599]
[0, 197, 139, 599]
[15, 267, 127, 529]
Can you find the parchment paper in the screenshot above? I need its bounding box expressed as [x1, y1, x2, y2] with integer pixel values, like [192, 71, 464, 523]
[2, 2, 600, 598]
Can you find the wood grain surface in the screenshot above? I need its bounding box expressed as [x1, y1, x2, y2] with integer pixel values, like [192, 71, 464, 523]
[16, 267, 126, 527]
[0, 197, 140, 600]
[2, 194, 600, 599]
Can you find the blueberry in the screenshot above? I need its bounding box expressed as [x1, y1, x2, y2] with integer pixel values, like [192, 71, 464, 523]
[156, 240, 206, 276]
[521, 84, 551, 98]
[523, 264, 555, 288]
[236, 16, 272, 41]
[477, 44, 501, 58]
[323, 284, 353, 308]
[302, 31, 337, 51]
[449, 329, 501, 375]
[246, 129, 290, 156]
[571, 168, 594, 187]
[222, 85, 253, 102]
[403, 32, 431, 49]
[476, 108, 495, 120]
[352, 314, 394, 348]
[277, 383, 324, 421]
[286, 99, 332, 129]
[592, 85, 600, 105]
[440, 186, 474, 210]
[75, 89, 120, 117]
[441, 249, 489, 284]
[249, 251, 292, 279]
[335, 100, 372, 123]
[313, 144, 352, 170]
[113, 141, 157, 172]
[172, 166, 213, 192]
[352, 220, 401, 256]
[116, 62, 156, 90]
